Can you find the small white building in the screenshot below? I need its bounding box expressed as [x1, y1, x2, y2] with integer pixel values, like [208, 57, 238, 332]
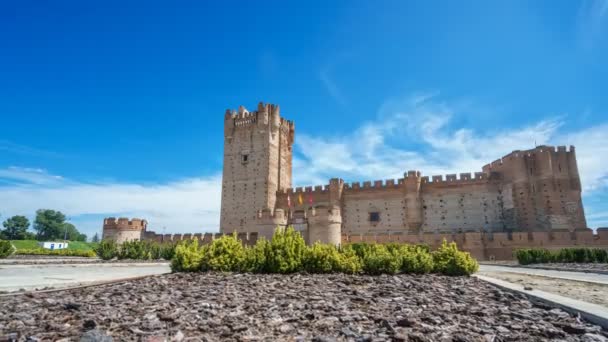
[39, 241, 69, 250]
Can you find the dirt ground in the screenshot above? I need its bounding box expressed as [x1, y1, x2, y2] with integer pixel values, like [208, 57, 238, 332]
[479, 271, 608, 307]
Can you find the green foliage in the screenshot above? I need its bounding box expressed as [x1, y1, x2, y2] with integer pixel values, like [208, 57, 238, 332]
[34, 209, 66, 241]
[160, 243, 177, 261]
[0, 240, 14, 258]
[1, 215, 31, 240]
[399, 245, 434, 274]
[432, 240, 479, 276]
[91, 233, 100, 243]
[202, 233, 246, 272]
[171, 239, 206, 272]
[242, 238, 270, 273]
[335, 244, 363, 274]
[516, 247, 608, 265]
[266, 227, 307, 273]
[361, 244, 402, 275]
[303, 242, 343, 273]
[15, 248, 96, 257]
[95, 240, 118, 260]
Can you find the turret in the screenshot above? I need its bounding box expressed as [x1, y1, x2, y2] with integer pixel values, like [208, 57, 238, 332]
[307, 205, 342, 245]
[404, 171, 423, 233]
[255, 208, 288, 240]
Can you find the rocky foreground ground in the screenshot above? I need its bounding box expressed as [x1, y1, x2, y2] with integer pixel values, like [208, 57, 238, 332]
[0, 273, 606, 342]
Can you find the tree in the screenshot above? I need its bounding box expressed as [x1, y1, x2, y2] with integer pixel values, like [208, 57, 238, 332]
[91, 233, 100, 243]
[34, 209, 66, 240]
[2, 215, 31, 240]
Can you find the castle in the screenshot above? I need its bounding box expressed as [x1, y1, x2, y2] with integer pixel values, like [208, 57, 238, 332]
[102, 102, 607, 260]
[220, 102, 587, 242]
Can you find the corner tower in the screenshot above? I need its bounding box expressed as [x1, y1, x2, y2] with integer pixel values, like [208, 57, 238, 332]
[220, 102, 294, 233]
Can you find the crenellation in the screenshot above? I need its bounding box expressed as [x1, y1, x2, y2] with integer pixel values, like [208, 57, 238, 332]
[363, 181, 372, 188]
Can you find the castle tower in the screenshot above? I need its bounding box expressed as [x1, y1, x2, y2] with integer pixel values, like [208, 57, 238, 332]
[220, 102, 295, 233]
[307, 205, 342, 245]
[102, 217, 147, 243]
[404, 170, 423, 234]
[483, 146, 587, 232]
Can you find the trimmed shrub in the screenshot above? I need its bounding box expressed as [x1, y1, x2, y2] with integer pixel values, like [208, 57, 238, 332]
[336, 244, 362, 274]
[303, 242, 342, 273]
[202, 233, 246, 272]
[160, 243, 177, 261]
[171, 239, 206, 272]
[243, 238, 270, 273]
[432, 240, 479, 276]
[266, 227, 307, 273]
[361, 244, 401, 275]
[517, 247, 608, 265]
[95, 240, 118, 260]
[0, 240, 13, 258]
[399, 245, 434, 274]
[15, 248, 96, 257]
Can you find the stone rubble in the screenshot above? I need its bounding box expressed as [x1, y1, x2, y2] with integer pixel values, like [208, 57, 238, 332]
[0, 273, 606, 341]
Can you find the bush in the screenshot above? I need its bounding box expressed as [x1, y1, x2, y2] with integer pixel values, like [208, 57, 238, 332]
[336, 244, 363, 274]
[432, 240, 479, 276]
[243, 238, 270, 273]
[160, 243, 177, 261]
[265, 227, 307, 273]
[0, 240, 13, 258]
[118, 240, 154, 260]
[171, 239, 206, 272]
[202, 233, 246, 272]
[517, 247, 608, 265]
[361, 244, 401, 275]
[95, 240, 118, 260]
[15, 248, 96, 257]
[399, 245, 434, 274]
[303, 242, 342, 273]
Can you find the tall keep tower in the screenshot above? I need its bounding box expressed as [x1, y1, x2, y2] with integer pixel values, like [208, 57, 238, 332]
[220, 102, 295, 233]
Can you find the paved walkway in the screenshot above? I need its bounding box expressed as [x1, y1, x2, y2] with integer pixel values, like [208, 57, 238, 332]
[478, 264, 608, 285]
[0, 263, 171, 292]
[476, 275, 608, 329]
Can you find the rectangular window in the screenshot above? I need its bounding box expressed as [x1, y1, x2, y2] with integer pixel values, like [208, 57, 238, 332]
[369, 212, 380, 222]
[242, 154, 249, 163]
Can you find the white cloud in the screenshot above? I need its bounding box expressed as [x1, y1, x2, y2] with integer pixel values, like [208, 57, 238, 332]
[0, 167, 64, 185]
[2, 93, 608, 236]
[0, 172, 222, 237]
[294, 94, 608, 200]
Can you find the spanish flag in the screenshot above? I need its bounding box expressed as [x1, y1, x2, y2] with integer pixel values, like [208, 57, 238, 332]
[297, 193, 303, 205]
[287, 195, 291, 208]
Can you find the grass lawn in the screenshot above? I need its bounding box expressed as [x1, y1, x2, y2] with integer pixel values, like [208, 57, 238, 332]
[10, 240, 95, 252]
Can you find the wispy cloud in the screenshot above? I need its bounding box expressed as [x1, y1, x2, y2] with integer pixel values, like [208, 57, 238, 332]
[319, 67, 347, 106]
[577, 0, 608, 49]
[0, 167, 64, 185]
[0, 140, 63, 158]
[0, 171, 222, 237]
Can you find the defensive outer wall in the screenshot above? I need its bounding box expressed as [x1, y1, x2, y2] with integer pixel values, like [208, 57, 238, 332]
[103, 221, 608, 261]
[100, 102, 608, 260]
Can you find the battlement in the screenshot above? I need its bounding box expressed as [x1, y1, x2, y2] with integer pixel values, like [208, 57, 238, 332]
[419, 172, 488, 185]
[224, 102, 295, 130]
[343, 178, 403, 190]
[280, 184, 330, 194]
[256, 208, 288, 221]
[483, 145, 575, 170]
[103, 217, 147, 231]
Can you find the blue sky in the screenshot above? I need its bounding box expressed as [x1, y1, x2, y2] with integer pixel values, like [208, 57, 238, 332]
[1, 0, 607, 238]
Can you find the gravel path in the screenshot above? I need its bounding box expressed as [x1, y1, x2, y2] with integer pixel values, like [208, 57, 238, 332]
[1, 273, 607, 341]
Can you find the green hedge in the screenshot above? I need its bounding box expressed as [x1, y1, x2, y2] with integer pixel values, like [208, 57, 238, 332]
[14, 248, 96, 257]
[516, 247, 608, 265]
[94, 240, 176, 261]
[0, 240, 13, 258]
[170, 227, 479, 276]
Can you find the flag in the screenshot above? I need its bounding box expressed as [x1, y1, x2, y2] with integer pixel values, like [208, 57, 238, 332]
[287, 195, 291, 208]
[308, 190, 313, 205]
[297, 193, 303, 205]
